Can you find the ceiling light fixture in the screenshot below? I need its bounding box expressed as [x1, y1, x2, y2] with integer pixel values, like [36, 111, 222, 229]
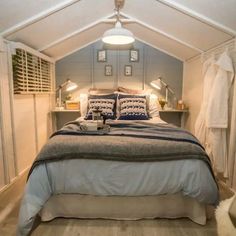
[102, 0, 135, 45]
[102, 21, 134, 45]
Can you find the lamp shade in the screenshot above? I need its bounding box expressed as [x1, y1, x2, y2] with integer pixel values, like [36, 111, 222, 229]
[150, 79, 162, 90]
[65, 80, 78, 91]
[102, 21, 135, 45]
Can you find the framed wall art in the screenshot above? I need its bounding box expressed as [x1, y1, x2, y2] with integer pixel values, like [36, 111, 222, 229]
[124, 65, 132, 76]
[105, 65, 112, 76]
[129, 49, 139, 62]
[97, 50, 107, 62]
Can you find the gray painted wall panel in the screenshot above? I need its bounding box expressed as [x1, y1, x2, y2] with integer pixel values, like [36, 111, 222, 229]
[56, 40, 183, 99]
[55, 40, 183, 127]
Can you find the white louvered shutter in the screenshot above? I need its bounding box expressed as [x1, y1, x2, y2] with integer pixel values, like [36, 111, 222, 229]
[13, 48, 52, 94]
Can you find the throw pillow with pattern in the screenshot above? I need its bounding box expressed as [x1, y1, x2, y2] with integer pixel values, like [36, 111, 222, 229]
[85, 94, 117, 120]
[118, 95, 149, 120]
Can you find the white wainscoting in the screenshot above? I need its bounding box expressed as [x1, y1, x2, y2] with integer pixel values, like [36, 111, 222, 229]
[0, 39, 55, 194]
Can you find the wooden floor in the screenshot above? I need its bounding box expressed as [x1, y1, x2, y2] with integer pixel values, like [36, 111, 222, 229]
[0, 182, 233, 236]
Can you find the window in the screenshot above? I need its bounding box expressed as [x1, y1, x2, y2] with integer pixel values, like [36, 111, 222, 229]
[13, 48, 52, 94]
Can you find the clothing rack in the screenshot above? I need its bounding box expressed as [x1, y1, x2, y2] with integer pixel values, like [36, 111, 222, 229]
[201, 38, 236, 63]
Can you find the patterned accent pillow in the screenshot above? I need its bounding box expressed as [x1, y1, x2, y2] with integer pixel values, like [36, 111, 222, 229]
[118, 95, 149, 120]
[85, 94, 117, 120]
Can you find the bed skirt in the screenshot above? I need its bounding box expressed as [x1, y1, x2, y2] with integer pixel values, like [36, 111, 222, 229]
[39, 193, 214, 225]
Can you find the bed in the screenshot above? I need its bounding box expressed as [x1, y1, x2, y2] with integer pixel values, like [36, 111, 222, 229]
[17, 115, 219, 236]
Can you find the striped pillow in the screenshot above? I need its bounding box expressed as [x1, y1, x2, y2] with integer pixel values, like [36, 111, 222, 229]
[118, 95, 149, 120]
[86, 94, 117, 120]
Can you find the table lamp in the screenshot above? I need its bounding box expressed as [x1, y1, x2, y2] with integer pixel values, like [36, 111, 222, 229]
[150, 76, 175, 108]
[56, 79, 78, 110]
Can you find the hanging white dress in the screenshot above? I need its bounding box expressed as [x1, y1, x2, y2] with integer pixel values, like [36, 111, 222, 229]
[194, 56, 216, 146]
[228, 67, 236, 188]
[206, 51, 234, 177]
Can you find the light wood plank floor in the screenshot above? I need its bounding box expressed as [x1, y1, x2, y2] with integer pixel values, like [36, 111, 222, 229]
[0, 183, 233, 236]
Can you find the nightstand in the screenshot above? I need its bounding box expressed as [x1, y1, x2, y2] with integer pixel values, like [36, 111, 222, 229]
[159, 109, 188, 128]
[51, 109, 80, 131]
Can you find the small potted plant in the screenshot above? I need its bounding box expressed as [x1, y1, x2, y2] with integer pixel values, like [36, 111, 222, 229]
[158, 98, 167, 110]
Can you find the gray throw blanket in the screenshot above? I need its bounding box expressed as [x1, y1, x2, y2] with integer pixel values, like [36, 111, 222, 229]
[28, 120, 215, 179]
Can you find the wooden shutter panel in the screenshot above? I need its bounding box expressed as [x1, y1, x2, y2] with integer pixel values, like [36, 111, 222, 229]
[13, 48, 52, 94]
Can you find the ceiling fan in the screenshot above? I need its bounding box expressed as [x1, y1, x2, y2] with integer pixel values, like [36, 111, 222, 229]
[102, 0, 135, 45]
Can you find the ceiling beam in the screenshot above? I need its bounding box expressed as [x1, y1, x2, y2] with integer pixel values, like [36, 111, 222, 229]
[1, 0, 81, 37]
[156, 0, 236, 36]
[54, 38, 101, 61]
[120, 12, 203, 53]
[39, 13, 115, 52]
[40, 11, 201, 55]
[135, 37, 185, 61]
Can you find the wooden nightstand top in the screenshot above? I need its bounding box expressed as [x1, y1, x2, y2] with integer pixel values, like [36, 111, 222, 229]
[51, 109, 80, 113]
[159, 109, 188, 113]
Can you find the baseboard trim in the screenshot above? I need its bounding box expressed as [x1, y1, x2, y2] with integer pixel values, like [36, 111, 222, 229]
[0, 168, 29, 222]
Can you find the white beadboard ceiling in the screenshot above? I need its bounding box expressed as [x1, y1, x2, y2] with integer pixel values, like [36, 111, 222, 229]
[0, 0, 235, 61]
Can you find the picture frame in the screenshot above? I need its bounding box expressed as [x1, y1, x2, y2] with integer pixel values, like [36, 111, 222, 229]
[105, 65, 112, 76]
[129, 49, 139, 62]
[124, 65, 132, 76]
[97, 50, 107, 62]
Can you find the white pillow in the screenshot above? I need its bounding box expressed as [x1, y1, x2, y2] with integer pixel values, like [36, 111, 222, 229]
[148, 94, 159, 118]
[79, 94, 88, 117]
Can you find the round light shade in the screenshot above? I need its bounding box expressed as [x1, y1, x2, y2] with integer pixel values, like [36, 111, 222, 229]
[150, 79, 162, 90]
[65, 80, 78, 91]
[102, 21, 135, 45]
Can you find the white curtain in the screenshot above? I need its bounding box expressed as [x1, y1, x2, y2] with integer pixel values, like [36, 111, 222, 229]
[228, 71, 236, 189]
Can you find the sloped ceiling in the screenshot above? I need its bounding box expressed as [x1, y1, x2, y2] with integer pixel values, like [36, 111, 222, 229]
[0, 0, 235, 61]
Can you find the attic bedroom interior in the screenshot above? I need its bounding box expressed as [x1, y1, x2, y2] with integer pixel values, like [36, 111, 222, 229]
[0, 0, 236, 235]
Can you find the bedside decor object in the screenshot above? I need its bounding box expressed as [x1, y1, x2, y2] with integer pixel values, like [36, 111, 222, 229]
[177, 100, 188, 110]
[56, 79, 78, 110]
[97, 50, 107, 62]
[124, 65, 132, 76]
[105, 65, 112, 76]
[65, 101, 80, 110]
[158, 98, 167, 110]
[130, 49, 139, 62]
[150, 76, 175, 108]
